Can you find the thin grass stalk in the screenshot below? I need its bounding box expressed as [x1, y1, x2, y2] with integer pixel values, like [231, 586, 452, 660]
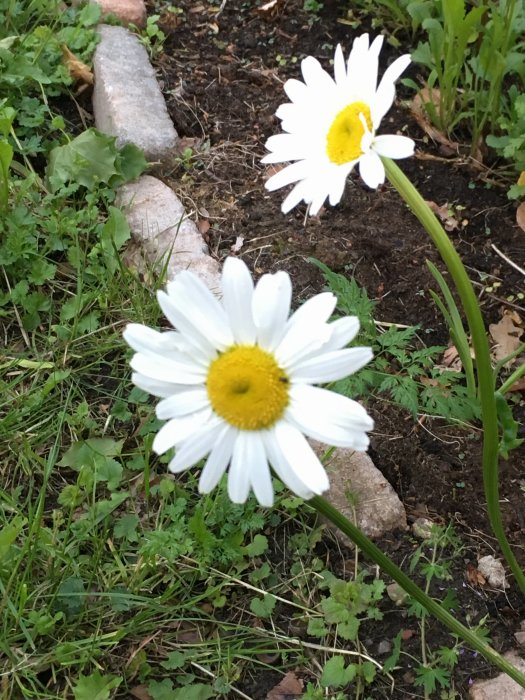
[311, 496, 525, 687]
[382, 156, 525, 596]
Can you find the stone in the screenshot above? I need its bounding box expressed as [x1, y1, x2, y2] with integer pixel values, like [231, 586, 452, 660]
[92, 25, 178, 161]
[412, 516, 434, 540]
[469, 651, 525, 699]
[116, 175, 221, 290]
[477, 554, 509, 590]
[313, 444, 407, 544]
[79, 0, 147, 27]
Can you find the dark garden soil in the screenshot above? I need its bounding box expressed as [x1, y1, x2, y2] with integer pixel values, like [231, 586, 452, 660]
[143, 1, 525, 697]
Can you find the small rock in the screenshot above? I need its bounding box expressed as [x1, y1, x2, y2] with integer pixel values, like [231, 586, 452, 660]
[82, 0, 147, 26]
[514, 621, 525, 648]
[116, 175, 221, 290]
[469, 650, 525, 699]
[386, 582, 409, 606]
[93, 25, 178, 161]
[314, 445, 407, 544]
[377, 639, 392, 655]
[477, 555, 509, 590]
[412, 516, 434, 539]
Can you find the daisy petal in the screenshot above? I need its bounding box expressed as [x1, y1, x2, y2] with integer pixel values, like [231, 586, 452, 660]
[273, 421, 330, 494]
[131, 372, 187, 398]
[228, 432, 252, 503]
[333, 44, 346, 86]
[156, 388, 209, 419]
[152, 409, 213, 455]
[123, 324, 182, 354]
[358, 150, 385, 189]
[283, 77, 309, 104]
[301, 56, 334, 92]
[246, 432, 274, 507]
[199, 426, 237, 493]
[289, 346, 373, 382]
[265, 159, 312, 189]
[130, 352, 206, 385]
[221, 257, 256, 344]
[373, 134, 415, 159]
[276, 292, 336, 366]
[168, 418, 224, 473]
[263, 428, 313, 499]
[281, 179, 315, 214]
[252, 270, 292, 350]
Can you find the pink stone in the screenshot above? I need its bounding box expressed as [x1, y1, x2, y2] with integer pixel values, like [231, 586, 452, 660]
[93, 0, 147, 28]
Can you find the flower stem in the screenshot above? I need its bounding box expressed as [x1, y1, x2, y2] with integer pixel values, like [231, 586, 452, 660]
[311, 495, 525, 687]
[382, 156, 525, 596]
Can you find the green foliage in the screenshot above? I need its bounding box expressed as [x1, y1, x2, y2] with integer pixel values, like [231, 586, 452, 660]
[312, 259, 479, 421]
[487, 88, 525, 194]
[72, 671, 122, 700]
[250, 593, 276, 618]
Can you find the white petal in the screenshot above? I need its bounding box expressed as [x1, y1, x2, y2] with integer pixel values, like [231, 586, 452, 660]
[327, 169, 349, 206]
[283, 77, 309, 104]
[167, 417, 225, 473]
[264, 159, 312, 189]
[373, 134, 415, 159]
[228, 432, 252, 504]
[166, 272, 234, 350]
[276, 293, 336, 366]
[131, 372, 187, 398]
[272, 421, 330, 494]
[263, 135, 310, 165]
[199, 426, 237, 493]
[301, 56, 334, 92]
[287, 384, 374, 449]
[156, 389, 209, 419]
[252, 270, 292, 351]
[358, 150, 385, 189]
[281, 179, 315, 214]
[289, 346, 373, 382]
[246, 432, 274, 507]
[152, 409, 213, 455]
[123, 324, 182, 354]
[157, 290, 217, 357]
[333, 44, 346, 86]
[373, 54, 410, 124]
[221, 257, 256, 344]
[325, 316, 360, 350]
[130, 352, 206, 385]
[263, 428, 314, 499]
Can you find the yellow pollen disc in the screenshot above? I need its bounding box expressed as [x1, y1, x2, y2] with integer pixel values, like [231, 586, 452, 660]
[326, 101, 373, 165]
[206, 345, 289, 430]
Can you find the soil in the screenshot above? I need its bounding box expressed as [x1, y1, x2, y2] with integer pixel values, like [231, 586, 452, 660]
[144, 1, 525, 697]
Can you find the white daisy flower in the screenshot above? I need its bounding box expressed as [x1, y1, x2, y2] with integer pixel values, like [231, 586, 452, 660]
[124, 258, 374, 507]
[263, 34, 415, 215]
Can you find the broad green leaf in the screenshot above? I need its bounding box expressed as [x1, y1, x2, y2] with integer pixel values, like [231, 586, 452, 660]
[320, 656, 357, 688]
[250, 594, 276, 618]
[73, 671, 122, 700]
[244, 534, 268, 556]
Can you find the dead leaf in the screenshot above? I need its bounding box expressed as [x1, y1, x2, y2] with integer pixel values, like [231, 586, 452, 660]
[410, 89, 460, 156]
[401, 628, 415, 640]
[231, 235, 244, 253]
[62, 45, 93, 86]
[442, 344, 462, 370]
[426, 200, 459, 231]
[508, 377, 525, 393]
[489, 310, 523, 365]
[516, 201, 525, 232]
[256, 0, 283, 19]
[197, 219, 210, 235]
[130, 686, 153, 700]
[466, 563, 486, 587]
[266, 671, 303, 700]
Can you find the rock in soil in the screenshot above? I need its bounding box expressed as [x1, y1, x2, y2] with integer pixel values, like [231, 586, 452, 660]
[469, 650, 525, 699]
[88, 0, 146, 27]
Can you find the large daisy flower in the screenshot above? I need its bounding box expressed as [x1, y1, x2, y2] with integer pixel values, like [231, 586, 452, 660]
[124, 258, 373, 507]
[263, 34, 415, 215]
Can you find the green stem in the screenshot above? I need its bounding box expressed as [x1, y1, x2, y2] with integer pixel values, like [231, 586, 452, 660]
[311, 496, 525, 687]
[382, 157, 525, 596]
[499, 359, 525, 396]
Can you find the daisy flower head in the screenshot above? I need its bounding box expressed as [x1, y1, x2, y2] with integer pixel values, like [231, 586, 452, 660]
[262, 34, 415, 215]
[124, 258, 374, 507]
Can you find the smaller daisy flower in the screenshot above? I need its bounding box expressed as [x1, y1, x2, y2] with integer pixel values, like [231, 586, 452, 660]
[263, 34, 415, 215]
[124, 258, 374, 507]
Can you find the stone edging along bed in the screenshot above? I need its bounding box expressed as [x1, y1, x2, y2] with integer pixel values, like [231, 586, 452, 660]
[84, 0, 407, 544]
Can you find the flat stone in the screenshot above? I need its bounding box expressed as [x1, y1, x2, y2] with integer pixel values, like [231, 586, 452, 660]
[469, 651, 525, 699]
[116, 175, 221, 290]
[92, 25, 178, 161]
[80, 0, 147, 27]
[313, 444, 407, 543]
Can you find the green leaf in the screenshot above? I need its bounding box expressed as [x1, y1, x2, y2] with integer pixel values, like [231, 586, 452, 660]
[54, 576, 86, 617]
[47, 129, 119, 191]
[73, 671, 121, 700]
[160, 650, 187, 670]
[414, 665, 451, 694]
[250, 594, 276, 618]
[114, 514, 139, 542]
[307, 617, 328, 637]
[383, 632, 402, 674]
[148, 679, 175, 700]
[173, 685, 214, 700]
[0, 516, 25, 560]
[58, 438, 124, 469]
[244, 534, 268, 556]
[320, 656, 357, 688]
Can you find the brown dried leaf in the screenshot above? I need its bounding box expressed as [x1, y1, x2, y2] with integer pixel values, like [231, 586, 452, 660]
[425, 200, 459, 231]
[508, 377, 525, 393]
[62, 45, 93, 85]
[197, 219, 210, 235]
[266, 671, 303, 700]
[516, 201, 525, 232]
[466, 563, 486, 587]
[130, 686, 152, 700]
[410, 89, 459, 155]
[442, 344, 462, 370]
[256, 0, 283, 19]
[489, 311, 523, 365]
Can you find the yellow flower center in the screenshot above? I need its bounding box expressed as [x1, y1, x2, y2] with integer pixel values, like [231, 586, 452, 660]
[206, 345, 289, 430]
[326, 101, 373, 165]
